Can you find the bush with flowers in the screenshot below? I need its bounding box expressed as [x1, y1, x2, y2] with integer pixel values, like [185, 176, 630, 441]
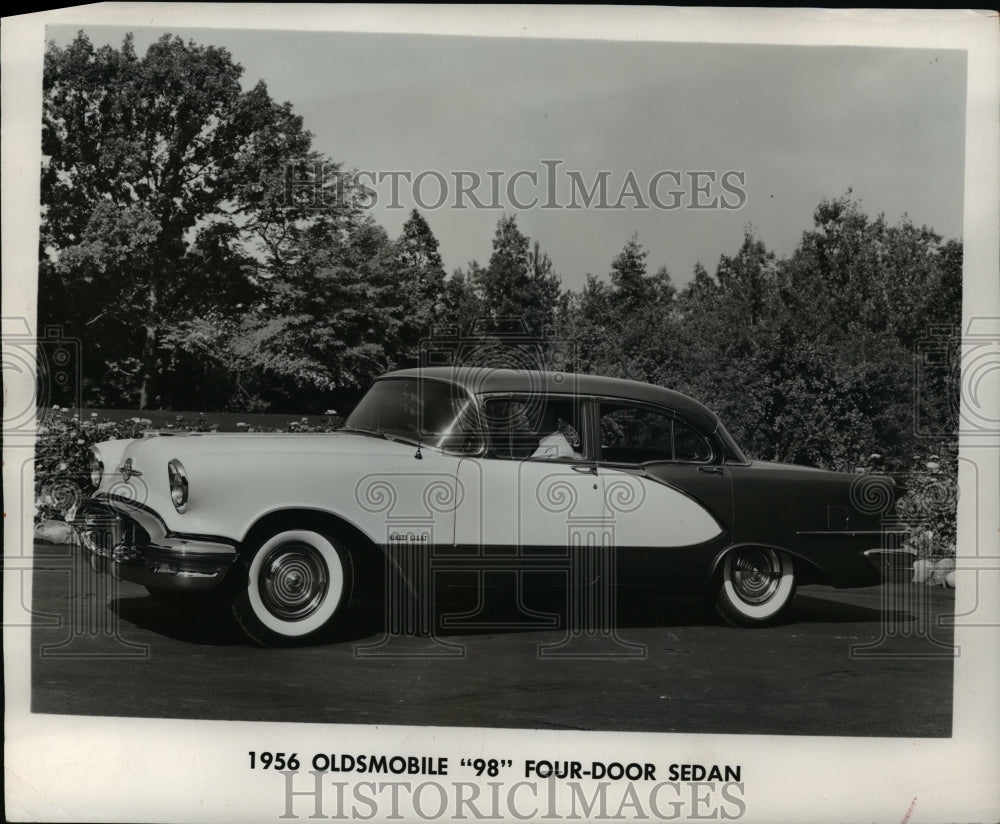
[854, 441, 957, 563]
[892, 443, 958, 561]
[35, 408, 146, 523]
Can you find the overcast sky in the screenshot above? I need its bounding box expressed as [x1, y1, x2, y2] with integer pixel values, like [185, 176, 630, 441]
[48, 26, 967, 291]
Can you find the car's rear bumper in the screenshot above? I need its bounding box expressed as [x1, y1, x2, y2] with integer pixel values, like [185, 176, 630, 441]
[74, 495, 238, 592]
[789, 530, 912, 587]
[862, 547, 919, 573]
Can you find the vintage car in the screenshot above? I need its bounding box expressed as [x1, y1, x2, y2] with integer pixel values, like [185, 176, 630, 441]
[76, 367, 909, 646]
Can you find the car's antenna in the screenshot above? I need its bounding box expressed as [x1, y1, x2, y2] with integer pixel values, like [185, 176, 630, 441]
[415, 430, 423, 460]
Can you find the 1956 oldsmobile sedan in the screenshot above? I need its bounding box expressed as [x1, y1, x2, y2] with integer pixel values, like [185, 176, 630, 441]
[76, 367, 909, 646]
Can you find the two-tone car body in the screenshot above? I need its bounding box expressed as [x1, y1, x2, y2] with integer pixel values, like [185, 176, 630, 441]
[76, 367, 909, 645]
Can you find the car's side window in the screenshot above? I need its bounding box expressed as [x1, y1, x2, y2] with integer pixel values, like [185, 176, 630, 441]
[598, 402, 712, 464]
[482, 396, 584, 461]
[673, 417, 713, 462]
[599, 405, 673, 463]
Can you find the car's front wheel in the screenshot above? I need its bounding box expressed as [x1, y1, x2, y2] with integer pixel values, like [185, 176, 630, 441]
[232, 529, 352, 646]
[714, 546, 796, 627]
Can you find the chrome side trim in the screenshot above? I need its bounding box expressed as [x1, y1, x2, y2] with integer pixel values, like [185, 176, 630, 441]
[862, 547, 918, 571]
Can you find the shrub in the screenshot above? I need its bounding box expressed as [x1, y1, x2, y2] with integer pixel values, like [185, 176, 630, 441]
[892, 442, 958, 560]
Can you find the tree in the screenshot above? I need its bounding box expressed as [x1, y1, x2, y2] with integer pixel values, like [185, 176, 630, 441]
[608, 232, 650, 307]
[476, 215, 561, 340]
[394, 209, 447, 362]
[561, 234, 679, 384]
[41, 31, 312, 407]
[558, 274, 610, 375]
[714, 228, 775, 331]
[438, 264, 486, 340]
[230, 212, 405, 412]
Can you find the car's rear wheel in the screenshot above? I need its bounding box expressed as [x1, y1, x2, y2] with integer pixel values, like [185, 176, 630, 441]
[714, 546, 796, 627]
[232, 529, 352, 647]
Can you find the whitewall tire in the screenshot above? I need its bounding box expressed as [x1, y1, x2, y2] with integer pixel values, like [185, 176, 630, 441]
[233, 529, 351, 646]
[715, 546, 796, 627]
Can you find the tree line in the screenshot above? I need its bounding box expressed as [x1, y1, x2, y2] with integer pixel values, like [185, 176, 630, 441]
[40, 32, 961, 472]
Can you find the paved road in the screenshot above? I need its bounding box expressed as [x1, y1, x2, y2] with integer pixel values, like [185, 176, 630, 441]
[29, 543, 954, 736]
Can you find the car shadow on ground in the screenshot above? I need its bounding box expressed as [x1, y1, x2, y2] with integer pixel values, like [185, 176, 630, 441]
[429, 587, 911, 637]
[787, 592, 910, 624]
[109, 595, 248, 645]
[109, 583, 917, 648]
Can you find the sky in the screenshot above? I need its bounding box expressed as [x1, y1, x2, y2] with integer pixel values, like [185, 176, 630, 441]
[47, 25, 968, 291]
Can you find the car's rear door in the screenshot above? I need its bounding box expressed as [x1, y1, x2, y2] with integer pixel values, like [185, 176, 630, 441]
[593, 399, 733, 588]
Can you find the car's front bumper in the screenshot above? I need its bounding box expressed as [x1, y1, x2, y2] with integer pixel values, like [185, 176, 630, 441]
[74, 495, 238, 592]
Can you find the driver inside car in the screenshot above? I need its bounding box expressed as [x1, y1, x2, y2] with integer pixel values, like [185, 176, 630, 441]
[531, 407, 584, 460]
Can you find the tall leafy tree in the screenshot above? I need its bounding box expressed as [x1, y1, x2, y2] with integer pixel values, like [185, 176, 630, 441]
[670, 200, 961, 470]
[476, 215, 560, 340]
[41, 31, 312, 407]
[561, 234, 678, 384]
[230, 211, 405, 412]
[608, 232, 650, 308]
[526, 240, 562, 338]
[394, 209, 447, 362]
[437, 264, 486, 341]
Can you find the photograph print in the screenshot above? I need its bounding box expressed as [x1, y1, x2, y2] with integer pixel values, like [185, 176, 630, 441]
[5, 7, 998, 824]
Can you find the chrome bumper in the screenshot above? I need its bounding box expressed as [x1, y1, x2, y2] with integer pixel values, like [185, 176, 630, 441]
[74, 497, 238, 592]
[862, 547, 918, 573]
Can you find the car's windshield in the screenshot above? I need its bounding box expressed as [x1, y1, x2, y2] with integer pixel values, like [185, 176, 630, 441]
[343, 378, 479, 449]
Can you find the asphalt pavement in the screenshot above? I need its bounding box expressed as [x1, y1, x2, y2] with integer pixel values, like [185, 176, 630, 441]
[28, 543, 955, 736]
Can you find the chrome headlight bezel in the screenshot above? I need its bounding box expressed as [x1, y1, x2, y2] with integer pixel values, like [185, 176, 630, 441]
[89, 448, 104, 488]
[167, 458, 189, 513]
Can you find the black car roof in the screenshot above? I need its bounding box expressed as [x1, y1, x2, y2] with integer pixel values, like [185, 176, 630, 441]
[380, 366, 719, 431]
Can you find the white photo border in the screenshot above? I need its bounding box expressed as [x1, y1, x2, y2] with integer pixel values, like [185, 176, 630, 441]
[3, 6, 998, 823]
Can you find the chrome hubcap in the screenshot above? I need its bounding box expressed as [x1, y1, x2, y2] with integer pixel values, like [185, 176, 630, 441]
[259, 542, 329, 621]
[731, 548, 781, 604]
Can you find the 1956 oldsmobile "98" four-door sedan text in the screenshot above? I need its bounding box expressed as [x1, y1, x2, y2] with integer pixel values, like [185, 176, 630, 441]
[76, 367, 909, 646]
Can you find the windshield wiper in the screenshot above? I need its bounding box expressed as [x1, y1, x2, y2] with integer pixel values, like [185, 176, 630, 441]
[339, 425, 390, 440]
[339, 425, 420, 447]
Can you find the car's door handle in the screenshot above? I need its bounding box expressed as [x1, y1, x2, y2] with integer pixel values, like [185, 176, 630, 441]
[571, 464, 598, 475]
[698, 466, 724, 475]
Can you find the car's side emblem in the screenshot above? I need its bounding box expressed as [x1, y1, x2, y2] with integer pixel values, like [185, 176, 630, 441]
[119, 458, 142, 481]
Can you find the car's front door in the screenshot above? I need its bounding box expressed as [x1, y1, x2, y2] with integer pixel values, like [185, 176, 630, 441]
[454, 394, 606, 552]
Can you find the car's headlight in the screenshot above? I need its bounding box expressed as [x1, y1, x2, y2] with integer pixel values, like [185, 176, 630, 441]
[167, 459, 188, 512]
[89, 448, 104, 487]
